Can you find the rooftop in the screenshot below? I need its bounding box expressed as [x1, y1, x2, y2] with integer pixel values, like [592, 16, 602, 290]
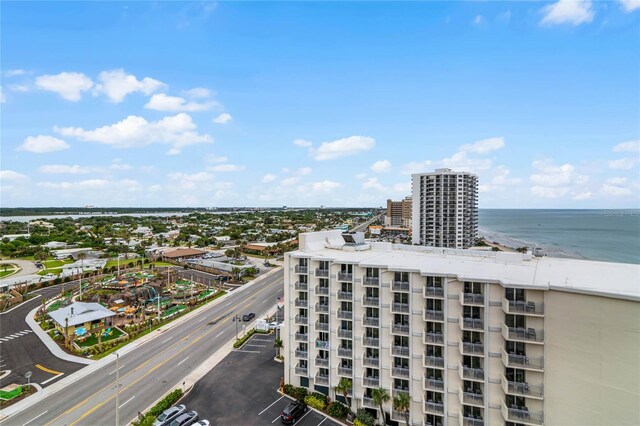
[292, 230, 640, 302]
[48, 302, 115, 327]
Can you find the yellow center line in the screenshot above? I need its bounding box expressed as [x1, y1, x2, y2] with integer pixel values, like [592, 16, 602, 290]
[43, 274, 280, 426]
[35, 364, 63, 375]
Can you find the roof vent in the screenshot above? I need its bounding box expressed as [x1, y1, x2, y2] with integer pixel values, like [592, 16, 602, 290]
[342, 232, 365, 245]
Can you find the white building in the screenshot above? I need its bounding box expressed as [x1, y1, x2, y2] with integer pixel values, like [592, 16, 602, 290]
[284, 230, 640, 426]
[411, 168, 478, 249]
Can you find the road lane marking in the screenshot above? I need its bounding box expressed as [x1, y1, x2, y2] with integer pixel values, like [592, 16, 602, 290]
[262, 299, 268, 304]
[177, 357, 189, 366]
[35, 364, 63, 375]
[198, 317, 206, 323]
[162, 337, 174, 344]
[259, 395, 285, 415]
[108, 365, 125, 375]
[41, 373, 65, 385]
[216, 331, 224, 337]
[22, 410, 48, 426]
[119, 396, 135, 409]
[294, 409, 312, 424]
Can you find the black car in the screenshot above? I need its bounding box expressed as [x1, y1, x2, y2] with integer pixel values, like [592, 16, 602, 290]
[242, 312, 255, 321]
[280, 400, 307, 424]
[153, 405, 186, 426]
[169, 411, 198, 426]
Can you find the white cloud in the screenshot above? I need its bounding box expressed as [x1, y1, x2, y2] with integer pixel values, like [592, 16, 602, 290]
[355, 173, 367, 180]
[540, 0, 594, 26]
[613, 140, 640, 153]
[213, 113, 233, 124]
[206, 155, 228, 164]
[17, 135, 70, 153]
[491, 166, 522, 186]
[573, 192, 594, 200]
[183, 87, 212, 98]
[298, 167, 312, 176]
[55, 113, 212, 155]
[460, 137, 505, 154]
[167, 172, 213, 183]
[531, 186, 570, 198]
[0, 170, 29, 181]
[496, 10, 512, 23]
[474, 15, 484, 25]
[608, 157, 636, 170]
[8, 84, 29, 92]
[262, 174, 276, 183]
[39, 164, 93, 174]
[362, 177, 387, 192]
[619, 0, 640, 12]
[601, 184, 633, 196]
[310, 180, 342, 193]
[293, 139, 313, 148]
[281, 177, 300, 187]
[208, 164, 245, 172]
[145, 93, 214, 112]
[35, 72, 94, 101]
[314, 136, 375, 161]
[441, 151, 492, 173]
[402, 161, 434, 175]
[5, 69, 27, 77]
[0, 170, 30, 199]
[0, 86, 5, 103]
[530, 160, 576, 187]
[393, 182, 411, 193]
[94, 69, 165, 103]
[371, 160, 391, 173]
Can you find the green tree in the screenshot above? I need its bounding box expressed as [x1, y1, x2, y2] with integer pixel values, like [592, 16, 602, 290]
[273, 337, 283, 358]
[372, 387, 390, 425]
[334, 377, 352, 409]
[392, 392, 410, 426]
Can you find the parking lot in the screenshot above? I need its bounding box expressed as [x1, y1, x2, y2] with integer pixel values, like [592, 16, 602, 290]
[181, 333, 341, 426]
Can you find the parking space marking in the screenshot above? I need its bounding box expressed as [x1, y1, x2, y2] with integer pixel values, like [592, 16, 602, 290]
[272, 415, 281, 423]
[294, 409, 312, 424]
[177, 357, 189, 366]
[234, 350, 261, 353]
[22, 410, 48, 426]
[317, 417, 327, 426]
[258, 395, 285, 415]
[245, 344, 266, 348]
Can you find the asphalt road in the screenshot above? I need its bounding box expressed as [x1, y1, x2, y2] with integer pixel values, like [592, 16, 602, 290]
[0, 281, 85, 388]
[3, 268, 284, 426]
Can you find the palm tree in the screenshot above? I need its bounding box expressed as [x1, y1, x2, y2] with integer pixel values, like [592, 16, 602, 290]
[334, 377, 352, 409]
[392, 392, 410, 426]
[372, 387, 390, 426]
[273, 337, 283, 358]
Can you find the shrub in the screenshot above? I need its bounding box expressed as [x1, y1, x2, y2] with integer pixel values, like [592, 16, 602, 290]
[354, 419, 366, 426]
[283, 384, 295, 396]
[293, 386, 308, 401]
[310, 391, 327, 403]
[304, 395, 326, 411]
[327, 401, 349, 419]
[356, 408, 376, 426]
[149, 388, 183, 417]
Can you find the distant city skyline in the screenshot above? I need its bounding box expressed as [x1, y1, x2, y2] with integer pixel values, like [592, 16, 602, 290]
[1, 1, 639, 208]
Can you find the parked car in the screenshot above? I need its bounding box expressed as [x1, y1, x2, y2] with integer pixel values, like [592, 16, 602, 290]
[242, 312, 255, 321]
[194, 421, 210, 426]
[169, 411, 198, 426]
[280, 400, 307, 424]
[153, 405, 186, 426]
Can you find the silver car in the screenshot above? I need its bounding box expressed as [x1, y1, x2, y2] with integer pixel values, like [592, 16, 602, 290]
[153, 404, 186, 426]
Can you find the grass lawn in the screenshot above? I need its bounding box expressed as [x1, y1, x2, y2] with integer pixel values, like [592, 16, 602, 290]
[77, 327, 124, 348]
[162, 305, 186, 318]
[41, 259, 73, 268]
[0, 268, 18, 278]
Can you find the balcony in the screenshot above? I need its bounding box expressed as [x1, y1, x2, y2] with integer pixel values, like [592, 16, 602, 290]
[363, 337, 380, 347]
[460, 410, 484, 426]
[459, 363, 484, 382]
[424, 376, 444, 391]
[315, 268, 329, 278]
[363, 377, 380, 388]
[337, 290, 353, 301]
[460, 390, 484, 407]
[315, 340, 329, 350]
[338, 328, 353, 339]
[502, 350, 544, 371]
[363, 356, 379, 367]
[294, 281, 308, 291]
[391, 302, 410, 313]
[423, 355, 444, 369]
[502, 324, 544, 344]
[337, 309, 353, 319]
[424, 286, 444, 299]
[295, 349, 308, 359]
[295, 365, 308, 376]
[363, 316, 380, 327]
[315, 303, 329, 313]
[391, 410, 408, 423]
[315, 321, 329, 331]
[424, 309, 444, 322]
[501, 401, 544, 426]
[392, 367, 410, 378]
[315, 286, 329, 296]
[294, 265, 308, 274]
[362, 296, 379, 307]
[294, 332, 308, 342]
[393, 387, 410, 398]
[502, 298, 544, 316]
[501, 375, 544, 399]
[294, 298, 308, 308]
[315, 357, 329, 367]
[391, 280, 410, 292]
[424, 401, 444, 415]
[315, 374, 329, 386]
[295, 315, 308, 325]
[337, 346, 352, 358]
[362, 395, 376, 408]
[460, 292, 484, 306]
[364, 276, 380, 286]
[337, 272, 353, 282]
[391, 346, 410, 357]
[460, 315, 483, 331]
[423, 331, 444, 345]
[391, 324, 410, 335]
[460, 340, 484, 356]
[338, 366, 353, 377]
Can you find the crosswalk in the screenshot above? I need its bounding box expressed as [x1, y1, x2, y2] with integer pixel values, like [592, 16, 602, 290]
[0, 329, 33, 343]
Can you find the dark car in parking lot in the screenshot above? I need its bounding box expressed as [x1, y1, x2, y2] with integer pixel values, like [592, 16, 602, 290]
[280, 400, 307, 424]
[242, 312, 255, 321]
[153, 405, 186, 426]
[169, 411, 199, 426]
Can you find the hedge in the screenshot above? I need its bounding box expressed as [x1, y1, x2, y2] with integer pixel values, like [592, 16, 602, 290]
[327, 401, 348, 419]
[356, 408, 376, 426]
[132, 388, 183, 426]
[233, 328, 268, 348]
[304, 395, 326, 411]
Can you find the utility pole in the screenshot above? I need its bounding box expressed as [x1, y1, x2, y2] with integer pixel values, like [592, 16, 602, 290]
[115, 353, 120, 426]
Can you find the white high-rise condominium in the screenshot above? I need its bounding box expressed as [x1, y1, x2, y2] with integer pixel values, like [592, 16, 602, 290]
[283, 230, 640, 426]
[411, 168, 478, 248]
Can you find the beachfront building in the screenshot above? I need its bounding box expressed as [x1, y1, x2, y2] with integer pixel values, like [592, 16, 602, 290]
[283, 230, 640, 426]
[411, 168, 478, 249]
[385, 197, 412, 228]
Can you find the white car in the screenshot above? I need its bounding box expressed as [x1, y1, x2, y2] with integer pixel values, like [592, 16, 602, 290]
[268, 321, 284, 330]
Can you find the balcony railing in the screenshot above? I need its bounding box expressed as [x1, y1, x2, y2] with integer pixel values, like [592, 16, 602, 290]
[391, 302, 410, 313]
[315, 340, 329, 350]
[424, 286, 444, 298]
[315, 321, 328, 331]
[501, 401, 544, 425]
[294, 281, 308, 291]
[315, 285, 329, 295]
[392, 387, 410, 398]
[424, 331, 444, 345]
[294, 332, 308, 342]
[501, 375, 544, 399]
[363, 316, 380, 327]
[337, 347, 353, 358]
[460, 292, 484, 306]
[423, 355, 444, 368]
[363, 296, 380, 306]
[424, 401, 444, 415]
[363, 337, 380, 347]
[294, 265, 308, 274]
[460, 341, 484, 356]
[337, 272, 353, 282]
[364, 276, 380, 286]
[460, 364, 484, 381]
[362, 395, 376, 408]
[391, 280, 410, 292]
[338, 366, 353, 377]
[295, 365, 308, 376]
[502, 298, 544, 316]
[461, 391, 484, 406]
[460, 412, 484, 426]
[315, 268, 329, 278]
[363, 377, 380, 387]
[502, 324, 544, 344]
[295, 349, 308, 358]
[502, 350, 544, 371]
[392, 324, 410, 335]
[392, 367, 410, 378]
[315, 303, 328, 313]
[460, 315, 483, 331]
[338, 328, 353, 339]
[315, 357, 329, 367]
[424, 309, 444, 321]
[294, 298, 308, 307]
[337, 309, 353, 319]
[315, 374, 329, 385]
[295, 315, 308, 325]
[424, 377, 444, 391]
[391, 346, 410, 357]
[337, 290, 353, 301]
[362, 356, 379, 367]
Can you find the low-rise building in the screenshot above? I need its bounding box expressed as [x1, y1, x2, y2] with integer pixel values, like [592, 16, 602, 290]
[48, 302, 115, 336]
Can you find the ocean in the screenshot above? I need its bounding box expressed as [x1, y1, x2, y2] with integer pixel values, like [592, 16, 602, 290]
[478, 209, 640, 265]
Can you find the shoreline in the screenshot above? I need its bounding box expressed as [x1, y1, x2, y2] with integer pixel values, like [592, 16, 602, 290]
[479, 238, 517, 253]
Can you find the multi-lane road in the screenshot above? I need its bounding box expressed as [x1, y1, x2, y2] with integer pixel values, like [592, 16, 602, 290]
[2, 268, 284, 426]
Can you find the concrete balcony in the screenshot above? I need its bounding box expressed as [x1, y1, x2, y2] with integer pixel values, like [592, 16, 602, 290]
[295, 365, 308, 376]
[502, 324, 544, 344]
[423, 331, 444, 345]
[362, 395, 376, 408]
[362, 296, 379, 307]
[391, 324, 410, 335]
[501, 350, 544, 371]
[315, 340, 330, 350]
[294, 265, 308, 274]
[315, 374, 329, 386]
[459, 390, 484, 407]
[337, 290, 353, 301]
[315, 268, 329, 278]
[315, 321, 329, 331]
[391, 280, 410, 292]
[459, 364, 484, 382]
[363, 316, 380, 327]
[459, 340, 484, 356]
[294, 332, 308, 342]
[501, 401, 544, 426]
[337, 272, 353, 282]
[460, 410, 484, 426]
[392, 387, 410, 398]
[424, 286, 444, 299]
[364, 277, 380, 286]
[295, 349, 308, 359]
[502, 298, 544, 316]
[391, 302, 410, 313]
[294, 281, 308, 291]
[391, 367, 410, 378]
[423, 377, 444, 391]
[391, 410, 407, 423]
[337, 347, 352, 358]
[391, 345, 410, 357]
[294, 298, 308, 307]
[460, 315, 483, 331]
[362, 356, 379, 367]
[501, 375, 544, 399]
[363, 337, 380, 347]
[424, 401, 444, 415]
[315, 303, 328, 313]
[294, 315, 308, 325]
[315, 357, 329, 367]
[338, 328, 353, 339]
[338, 366, 353, 377]
[460, 292, 484, 306]
[315, 285, 329, 296]
[424, 309, 444, 322]
[423, 355, 444, 369]
[363, 377, 380, 388]
[337, 308, 353, 319]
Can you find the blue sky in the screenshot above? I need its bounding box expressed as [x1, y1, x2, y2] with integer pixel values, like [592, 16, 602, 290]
[1, 1, 639, 208]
